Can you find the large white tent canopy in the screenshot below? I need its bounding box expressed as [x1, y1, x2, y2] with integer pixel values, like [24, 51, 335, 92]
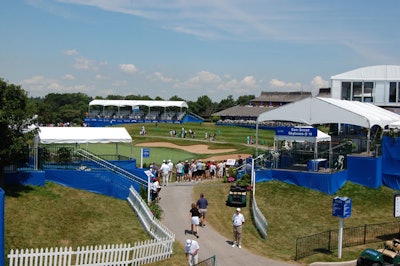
[257, 97, 400, 129]
[89, 100, 189, 109]
[37, 127, 132, 144]
[274, 129, 331, 143]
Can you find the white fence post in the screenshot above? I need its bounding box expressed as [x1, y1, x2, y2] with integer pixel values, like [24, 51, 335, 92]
[8, 186, 175, 266]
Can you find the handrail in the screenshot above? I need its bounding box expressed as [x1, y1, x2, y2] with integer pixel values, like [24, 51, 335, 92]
[75, 149, 148, 187]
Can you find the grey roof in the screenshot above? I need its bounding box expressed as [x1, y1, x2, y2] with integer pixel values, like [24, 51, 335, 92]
[212, 105, 274, 118]
[251, 91, 311, 103]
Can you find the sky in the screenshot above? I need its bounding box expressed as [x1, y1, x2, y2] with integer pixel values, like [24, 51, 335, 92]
[1, 1, 400, 102]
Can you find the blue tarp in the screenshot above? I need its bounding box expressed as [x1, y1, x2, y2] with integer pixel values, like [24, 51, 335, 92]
[347, 155, 382, 189]
[382, 135, 400, 190]
[45, 169, 145, 200]
[255, 169, 348, 194]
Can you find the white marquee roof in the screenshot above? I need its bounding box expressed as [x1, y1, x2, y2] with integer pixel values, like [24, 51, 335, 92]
[331, 65, 400, 81]
[257, 97, 400, 129]
[89, 100, 189, 109]
[37, 127, 132, 144]
[275, 128, 331, 143]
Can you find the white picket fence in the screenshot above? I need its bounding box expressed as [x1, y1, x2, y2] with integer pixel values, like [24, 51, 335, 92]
[8, 186, 175, 266]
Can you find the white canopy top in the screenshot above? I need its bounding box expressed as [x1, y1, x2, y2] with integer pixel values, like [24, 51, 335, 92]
[331, 65, 400, 81]
[274, 129, 331, 143]
[89, 100, 189, 109]
[37, 127, 132, 144]
[257, 97, 400, 129]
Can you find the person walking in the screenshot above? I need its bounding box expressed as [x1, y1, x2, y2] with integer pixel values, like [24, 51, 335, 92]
[189, 202, 201, 238]
[185, 239, 200, 266]
[232, 207, 245, 248]
[196, 193, 208, 227]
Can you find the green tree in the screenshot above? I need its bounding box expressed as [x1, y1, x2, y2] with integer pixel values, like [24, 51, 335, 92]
[236, 95, 255, 106]
[0, 78, 37, 187]
[217, 95, 236, 111]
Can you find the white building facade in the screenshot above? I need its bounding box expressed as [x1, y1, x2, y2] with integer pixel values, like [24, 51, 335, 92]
[330, 65, 400, 108]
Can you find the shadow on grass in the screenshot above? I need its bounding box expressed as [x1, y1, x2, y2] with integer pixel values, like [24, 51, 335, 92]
[3, 184, 34, 197]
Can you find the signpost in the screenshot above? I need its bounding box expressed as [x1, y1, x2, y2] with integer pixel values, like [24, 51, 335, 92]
[332, 196, 352, 258]
[140, 148, 150, 168]
[394, 194, 400, 217]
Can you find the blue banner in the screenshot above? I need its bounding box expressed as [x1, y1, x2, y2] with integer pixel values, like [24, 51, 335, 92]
[275, 127, 317, 137]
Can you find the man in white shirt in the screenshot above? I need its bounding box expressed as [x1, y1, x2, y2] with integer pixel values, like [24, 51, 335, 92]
[232, 208, 245, 248]
[159, 160, 170, 186]
[167, 159, 174, 182]
[185, 239, 200, 266]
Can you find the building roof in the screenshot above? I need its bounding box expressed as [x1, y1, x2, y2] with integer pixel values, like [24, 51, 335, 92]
[212, 105, 274, 118]
[251, 91, 312, 103]
[331, 65, 400, 81]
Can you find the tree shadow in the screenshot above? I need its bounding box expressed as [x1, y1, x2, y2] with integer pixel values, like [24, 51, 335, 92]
[3, 184, 34, 197]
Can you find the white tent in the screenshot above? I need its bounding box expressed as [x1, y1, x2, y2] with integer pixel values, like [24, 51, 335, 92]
[33, 127, 133, 170]
[257, 97, 400, 129]
[256, 97, 400, 154]
[37, 127, 132, 144]
[88, 100, 189, 109]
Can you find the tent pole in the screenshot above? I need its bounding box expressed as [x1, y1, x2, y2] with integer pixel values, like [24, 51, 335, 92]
[255, 121, 259, 156]
[329, 140, 333, 172]
[367, 128, 371, 154]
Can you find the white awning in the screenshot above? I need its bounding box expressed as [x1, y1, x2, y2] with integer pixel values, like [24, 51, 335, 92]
[88, 100, 188, 109]
[257, 97, 400, 129]
[37, 127, 132, 144]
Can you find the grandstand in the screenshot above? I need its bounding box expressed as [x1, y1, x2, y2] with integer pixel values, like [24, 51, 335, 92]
[84, 100, 202, 127]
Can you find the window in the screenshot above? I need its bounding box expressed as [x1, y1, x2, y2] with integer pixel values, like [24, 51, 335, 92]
[352, 82, 362, 101]
[363, 82, 373, 102]
[341, 82, 351, 100]
[389, 82, 397, 103]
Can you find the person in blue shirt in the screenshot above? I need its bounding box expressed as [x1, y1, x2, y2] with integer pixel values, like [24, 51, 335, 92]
[196, 193, 208, 227]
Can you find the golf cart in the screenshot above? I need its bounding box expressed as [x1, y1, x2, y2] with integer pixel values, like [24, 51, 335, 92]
[357, 239, 400, 266]
[226, 185, 247, 207]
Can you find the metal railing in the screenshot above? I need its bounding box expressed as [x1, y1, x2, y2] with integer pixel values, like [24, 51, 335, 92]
[76, 149, 147, 187]
[295, 221, 400, 260]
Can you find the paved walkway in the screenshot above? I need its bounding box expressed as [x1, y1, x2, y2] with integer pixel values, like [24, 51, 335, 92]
[158, 182, 298, 266]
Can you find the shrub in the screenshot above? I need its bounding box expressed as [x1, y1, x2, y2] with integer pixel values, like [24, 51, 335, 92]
[148, 201, 163, 219]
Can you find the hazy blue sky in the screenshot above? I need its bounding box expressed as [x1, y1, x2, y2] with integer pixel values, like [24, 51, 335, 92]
[1, 0, 399, 101]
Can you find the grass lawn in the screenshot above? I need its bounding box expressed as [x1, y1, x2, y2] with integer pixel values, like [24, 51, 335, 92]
[5, 122, 397, 265]
[193, 180, 398, 264]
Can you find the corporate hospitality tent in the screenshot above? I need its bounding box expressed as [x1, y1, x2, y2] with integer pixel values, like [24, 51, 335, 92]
[256, 97, 400, 153]
[33, 127, 133, 170]
[37, 127, 132, 144]
[88, 100, 189, 109]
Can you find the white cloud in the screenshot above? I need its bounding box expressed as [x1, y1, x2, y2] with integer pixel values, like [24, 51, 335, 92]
[240, 76, 256, 87]
[20, 75, 94, 96]
[310, 76, 329, 89]
[119, 64, 138, 74]
[63, 74, 75, 80]
[150, 72, 173, 83]
[62, 49, 78, 56]
[188, 71, 221, 84]
[95, 74, 107, 79]
[269, 79, 302, 90]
